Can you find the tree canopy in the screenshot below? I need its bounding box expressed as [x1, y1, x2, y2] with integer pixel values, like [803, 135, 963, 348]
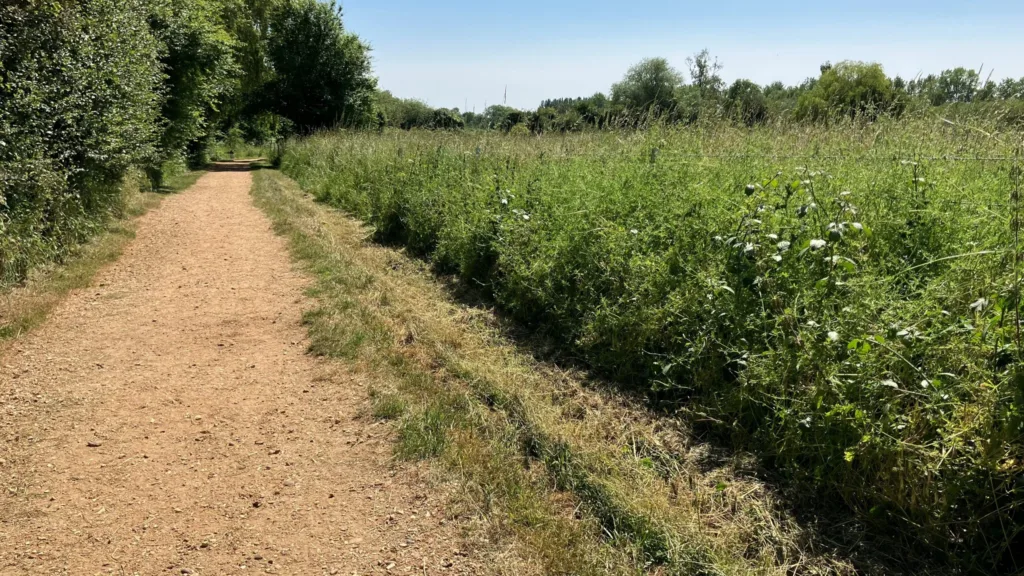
[0, 0, 378, 286]
[795, 61, 896, 121]
[611, 57, 683, 113]
[266, 0, 376, 131]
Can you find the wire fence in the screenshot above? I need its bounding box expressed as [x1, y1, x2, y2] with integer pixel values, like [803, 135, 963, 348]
[654, 151, 1020, 163]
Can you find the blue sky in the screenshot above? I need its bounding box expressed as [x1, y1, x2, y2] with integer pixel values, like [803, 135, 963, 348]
[341, 1, 1024, 111]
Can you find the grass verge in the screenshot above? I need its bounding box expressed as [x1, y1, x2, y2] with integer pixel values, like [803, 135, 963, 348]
[252, 167, 873, 576]
[0, 168, 204, 341]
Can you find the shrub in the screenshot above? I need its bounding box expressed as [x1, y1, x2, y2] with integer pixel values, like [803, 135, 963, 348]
[266, 0, 376, 131]
[0, 0, 163, 286]
[795, 61, 898, 121]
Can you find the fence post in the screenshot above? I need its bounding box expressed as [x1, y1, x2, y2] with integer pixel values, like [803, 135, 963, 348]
[1013, 143, 1022, 358]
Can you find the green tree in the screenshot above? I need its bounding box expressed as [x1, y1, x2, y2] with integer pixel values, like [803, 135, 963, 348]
[482, 105, 521, 131]
[686, 49, 723, 97]
[930, 67, 980, 105]
[997, 77, 1024, 100]
[149, 0, 238, 165]
[266, 0, 376, 131]
[220, 0, 282, 141]
[611, 57, 683, 114]
[429, 108, 464, 130]
[528, 106, 558, 134]
[0, 0, 164, 284]
[725, 79, 768, 126]
[795, 61, 896, 121]
[975, 80, 997, 101]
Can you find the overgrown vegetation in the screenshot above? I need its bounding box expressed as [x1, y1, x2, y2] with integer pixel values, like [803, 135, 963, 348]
[252, 167, 860, 576]
[279, 117, 1024, 573]
[1, 0, 375, 289]
[8, 1, 1024, 572]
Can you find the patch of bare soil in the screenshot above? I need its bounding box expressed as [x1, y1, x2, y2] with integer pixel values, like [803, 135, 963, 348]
[0, 163, 484, 575]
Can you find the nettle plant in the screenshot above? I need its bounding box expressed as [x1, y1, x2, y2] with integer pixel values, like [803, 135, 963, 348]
[716, 161, 1022, 554]
[712, 169, 871, 424]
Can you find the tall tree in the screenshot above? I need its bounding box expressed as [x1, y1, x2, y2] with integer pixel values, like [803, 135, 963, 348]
[611, 57, 683, 113]
[725, 79, 768, 126]
[266, 0, 376, 131]
[930, 67, 980, 105]
[686, 49, 724, 97]
[795, 61, 896, 121]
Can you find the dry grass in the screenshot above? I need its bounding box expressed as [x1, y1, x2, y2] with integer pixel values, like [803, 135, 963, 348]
[252, 167, 865, 576]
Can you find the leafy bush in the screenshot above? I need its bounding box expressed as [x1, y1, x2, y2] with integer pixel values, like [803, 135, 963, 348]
[149, 0, 238, 166]
[281, 119, 1024, 571]
[795, 61, 897, 121]
[725, 79, 768, 126]
[1, 0, 163, 286]
[611, 57, 683, 115]
[2, 0, 375, 288]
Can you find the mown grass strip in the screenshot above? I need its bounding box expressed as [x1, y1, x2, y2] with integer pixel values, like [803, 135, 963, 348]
[251, 167, 651, 575]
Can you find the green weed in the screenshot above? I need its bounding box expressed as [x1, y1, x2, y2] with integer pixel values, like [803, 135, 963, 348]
[251, 168, 858, 576]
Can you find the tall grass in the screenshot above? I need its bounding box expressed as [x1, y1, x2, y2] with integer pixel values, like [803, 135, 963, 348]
[280, 117, 1023, 572]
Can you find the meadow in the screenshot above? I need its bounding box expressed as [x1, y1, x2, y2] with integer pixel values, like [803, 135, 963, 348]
[280, 116, 1023, 571]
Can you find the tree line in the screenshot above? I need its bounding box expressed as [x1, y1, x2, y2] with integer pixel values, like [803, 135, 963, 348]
[0, 0, 376, 286]
[381, 51, 1024, 133]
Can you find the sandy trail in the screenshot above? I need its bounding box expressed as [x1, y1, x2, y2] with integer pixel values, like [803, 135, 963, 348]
[0, 163, 476, 575]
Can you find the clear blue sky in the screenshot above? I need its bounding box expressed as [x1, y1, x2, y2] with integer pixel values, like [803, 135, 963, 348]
[340, 0, 1024, 111]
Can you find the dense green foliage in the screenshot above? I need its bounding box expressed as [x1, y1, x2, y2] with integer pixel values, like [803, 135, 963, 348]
[795, 62, 898, 121]
[611, 57, 683, 114]
[265, 0, 375, 131]
[281, 119, 1024, 572]
[1, 0, 375, 288]
[0, 0, 164, 285]
[150, 0, 237, 165]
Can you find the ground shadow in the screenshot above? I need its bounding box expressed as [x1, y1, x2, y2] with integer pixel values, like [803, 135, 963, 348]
[208, 160, 263, 172]
[401, 247, 955, 576]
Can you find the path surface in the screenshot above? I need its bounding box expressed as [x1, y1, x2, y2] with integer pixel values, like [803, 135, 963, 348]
[0, 164, 479, 575]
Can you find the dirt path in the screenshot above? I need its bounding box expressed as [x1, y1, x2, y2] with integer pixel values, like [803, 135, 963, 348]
[0, 163, 480, 575]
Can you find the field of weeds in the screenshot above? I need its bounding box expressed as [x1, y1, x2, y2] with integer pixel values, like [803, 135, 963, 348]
[279, 117, 1023, 572]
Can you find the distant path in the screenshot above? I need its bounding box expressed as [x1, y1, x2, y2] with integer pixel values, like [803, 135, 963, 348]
[0, 163, 475, 575]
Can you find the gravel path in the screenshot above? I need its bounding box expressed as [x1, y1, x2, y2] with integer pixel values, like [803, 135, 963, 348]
[0, 163, 478, 575]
